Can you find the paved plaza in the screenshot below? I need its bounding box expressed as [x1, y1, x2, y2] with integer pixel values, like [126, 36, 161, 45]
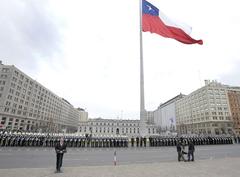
[1, 145, 240, 177]
[0, 157, 240, 177]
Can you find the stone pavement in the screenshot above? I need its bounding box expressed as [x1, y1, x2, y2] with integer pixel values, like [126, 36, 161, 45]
[1, 157, 240, 177]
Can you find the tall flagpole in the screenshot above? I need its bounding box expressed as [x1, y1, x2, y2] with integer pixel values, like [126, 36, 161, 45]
[140, 0, 144, 111]
[139, 0, 147, 136]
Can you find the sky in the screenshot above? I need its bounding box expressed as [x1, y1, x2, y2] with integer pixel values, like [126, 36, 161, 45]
[0, 0, 240, 119]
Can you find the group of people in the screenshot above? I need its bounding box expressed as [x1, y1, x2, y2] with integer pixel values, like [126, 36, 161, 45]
[176, 138, 195, 162]
[1, 131, 239, 173]
[149, 135, 235, 147]
[0, 132, 129, 148]
[1, 131, 238, 149]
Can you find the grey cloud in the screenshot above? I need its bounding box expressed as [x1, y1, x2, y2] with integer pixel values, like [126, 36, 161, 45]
[0, 0, 62, 71]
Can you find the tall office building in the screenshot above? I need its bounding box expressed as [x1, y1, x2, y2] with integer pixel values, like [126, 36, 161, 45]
[0, 62, 81, 133]
[176, 80, 233, 135]
[153, 94, 185, 133]
[227, 87, 240, 135]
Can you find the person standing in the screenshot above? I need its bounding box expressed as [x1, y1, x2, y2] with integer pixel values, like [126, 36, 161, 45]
[131, 137, 134, 147]
[176, 141, 186, 162]
[188, 141, 195, 161]
[176, 141, 182, 161]
[55, 137, 67, 173]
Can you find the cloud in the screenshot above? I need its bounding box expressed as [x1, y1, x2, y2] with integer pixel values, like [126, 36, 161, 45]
[0, 0, 62, 73]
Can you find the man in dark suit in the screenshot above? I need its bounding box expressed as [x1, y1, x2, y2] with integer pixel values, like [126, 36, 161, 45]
[55, 137, 67, 173]
[176, 141, 182, 161]
[188, 141, 195, 161]
[177, 140, 186, 162]
[131, 137, 134, 147]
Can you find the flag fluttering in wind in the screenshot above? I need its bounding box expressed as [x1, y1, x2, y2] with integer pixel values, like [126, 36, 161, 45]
[142, 0, 203, 45]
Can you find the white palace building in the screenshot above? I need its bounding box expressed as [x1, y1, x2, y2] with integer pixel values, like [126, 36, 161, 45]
[77, 118, 158, 137]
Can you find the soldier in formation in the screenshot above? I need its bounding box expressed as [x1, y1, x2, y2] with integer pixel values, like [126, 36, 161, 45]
[148, 135, 235, 147]
[0, 131, 129, 148]
[0, 131, 238, 148]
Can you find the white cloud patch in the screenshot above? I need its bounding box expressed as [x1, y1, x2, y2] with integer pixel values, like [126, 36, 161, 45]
[0, 0, 62, 74]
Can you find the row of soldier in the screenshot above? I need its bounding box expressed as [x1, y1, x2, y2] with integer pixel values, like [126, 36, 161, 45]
[148, 136, 234, 147]
[0, 134, 129, 148]
[0, 131, 239, 148]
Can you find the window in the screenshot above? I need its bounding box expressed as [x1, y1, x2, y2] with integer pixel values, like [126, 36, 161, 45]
[7, 95, 13, 102]
[18, 80, 22, 85]
[2, 68, 9, 72]
[5, 101, 11, 106]
[12, 77, 17, 82]
[11, 109, 16, 114]
[9, 88, 14, 94]
[1, 117, 6, 125]
[0, 80, 6, 85]
[14, 71, 19, 76]
[0, 74, 7, 79]
[11, 83, 15, 88]
[4, 107, 9, 112]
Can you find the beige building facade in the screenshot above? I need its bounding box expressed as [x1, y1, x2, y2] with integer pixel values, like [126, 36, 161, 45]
[227, 87, 240, 135]
[0, 62, 81, 133]
[176, 80, 233, 135]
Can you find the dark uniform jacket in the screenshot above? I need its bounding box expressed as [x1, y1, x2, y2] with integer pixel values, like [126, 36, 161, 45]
[176, 143, 181, 152]
[188, 143, 195, 152]
[55, 143, 67, 154]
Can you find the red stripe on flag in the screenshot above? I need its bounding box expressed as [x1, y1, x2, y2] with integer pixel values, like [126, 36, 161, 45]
[142, 14, 203, 45]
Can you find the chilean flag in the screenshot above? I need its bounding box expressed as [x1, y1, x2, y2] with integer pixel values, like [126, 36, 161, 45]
[142, 0, 203, 45]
